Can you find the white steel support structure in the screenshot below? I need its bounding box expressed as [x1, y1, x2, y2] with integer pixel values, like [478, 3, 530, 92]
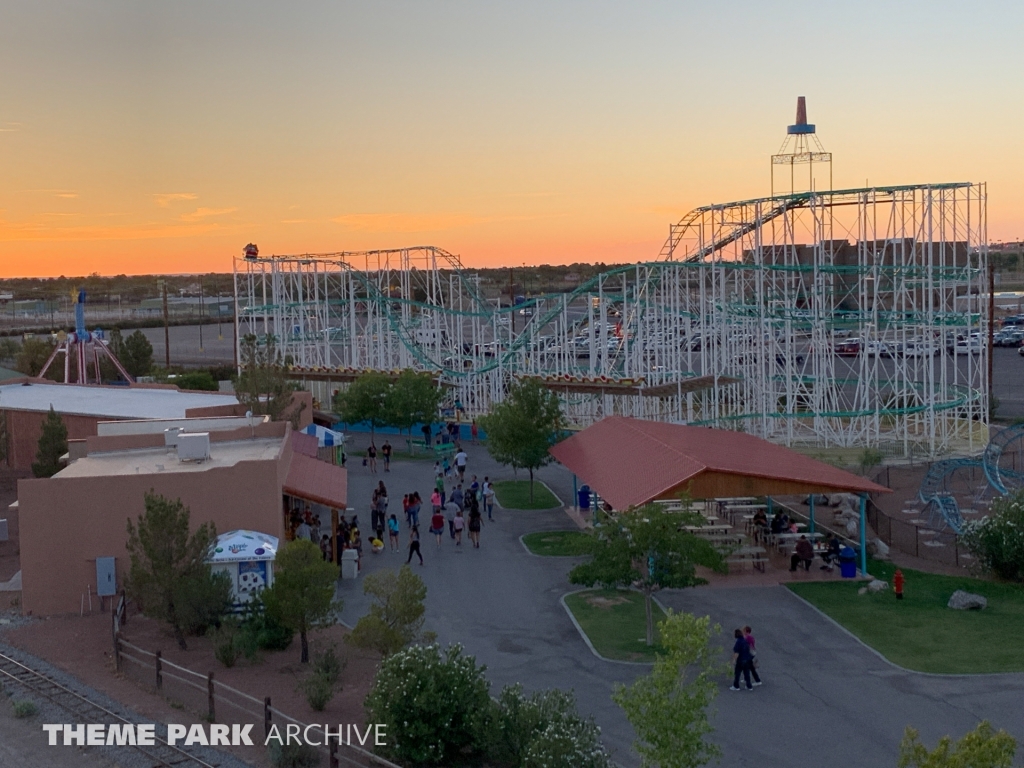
[235, 183, 988, 458]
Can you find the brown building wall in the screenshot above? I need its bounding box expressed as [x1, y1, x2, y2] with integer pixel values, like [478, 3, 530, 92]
[3, 409, 100, 472]
[17, 459, 285, 616]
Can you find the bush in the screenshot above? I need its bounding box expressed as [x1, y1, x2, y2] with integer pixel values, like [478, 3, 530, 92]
[171, 371, 219, 391]
[311, 643, 344, 686]
[298, 644, 345, 711]
[348, 565, 428, 657]
[12, 700, 38, 718]
[364, 643, 493, 766]
[268, 740, 322, 768]
[491, 684, 611, 768]
[961, 489, 1024, 581]
[213, 620, 241, 668]
[240, 593, 294, 653]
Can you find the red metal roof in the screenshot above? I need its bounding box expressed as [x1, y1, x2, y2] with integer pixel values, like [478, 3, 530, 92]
[549, 416, 889, 510]
[284, 452, 348, 509]
[291, 430, 319, 458]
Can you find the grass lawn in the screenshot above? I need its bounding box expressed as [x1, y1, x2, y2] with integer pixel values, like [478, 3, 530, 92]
[493, 480, 560, 510]
[563, 589, 666, 663]
[789, 560, 1024, 674]
[522, 530, 589, 556]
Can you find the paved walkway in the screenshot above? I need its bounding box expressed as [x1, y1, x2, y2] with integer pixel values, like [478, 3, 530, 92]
[336, 438, 1024, 767]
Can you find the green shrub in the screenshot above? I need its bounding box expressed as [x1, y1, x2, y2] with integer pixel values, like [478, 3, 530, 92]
[240, 593, 294, 652]
[171, 371, 219, 391]
[961, 490, 1024, 581]
[364, 643, 493, 766]
[13, 700, 38, 718]
[298, 672, 335, 712]
[268, 740, 322, 768]
[491, 684, 611, 768]
[311, 643, 344, 686]
[213, 620, 241, 668]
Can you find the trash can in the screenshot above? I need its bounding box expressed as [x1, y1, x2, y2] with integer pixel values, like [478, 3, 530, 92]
[341, 549, 359, 580]
[578, 485, 591, 511]
[838, 546, 857, 579]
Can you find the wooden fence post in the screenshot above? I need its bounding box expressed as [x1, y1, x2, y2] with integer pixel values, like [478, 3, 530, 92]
[207, 672, 215, 722]
[155, 651, 163, 691]
[329, 738, 339, 768]
[264, 697, 272, 741]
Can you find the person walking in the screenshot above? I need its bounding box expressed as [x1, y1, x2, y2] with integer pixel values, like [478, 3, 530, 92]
[366, 443, 378, 473]
[730, 629, 757, 691]
[430, 507, 446, 548]
[381, 440, 392, 472]
[431, 488, 442, 514]
[743, 626, 763, 686]
[406, 526, 423, 565]
[468, 501, 482, 548]
[434, 473, 446, 507]
[453, 509, 465, 549]
[445, 499, 459, 539]
[470, 419, 478, 444]
[387, 514, 400, 552]
[482, 477, 496, 521]
[407, 492, 421, 529]
[402, 494, 411, 527]
[454, 447, 468, 480]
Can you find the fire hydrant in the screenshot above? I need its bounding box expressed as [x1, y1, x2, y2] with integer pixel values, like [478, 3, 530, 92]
[893, 569, 904, 600]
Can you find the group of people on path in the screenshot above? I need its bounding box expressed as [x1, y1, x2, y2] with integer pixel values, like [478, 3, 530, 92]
[363, 440, 393, 474]
[730, 626, 764, 691]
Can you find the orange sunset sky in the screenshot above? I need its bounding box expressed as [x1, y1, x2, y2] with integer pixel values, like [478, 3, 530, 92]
[2, 1, 1023, 277]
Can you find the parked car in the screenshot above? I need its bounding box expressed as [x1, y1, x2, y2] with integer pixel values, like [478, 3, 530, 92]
[1019, 344, 1024, 357]
[835, 338, 861, 355]
[955, 339, 983, 355]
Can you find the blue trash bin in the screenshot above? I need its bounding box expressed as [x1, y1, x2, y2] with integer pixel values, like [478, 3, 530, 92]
[578, 485, 591, 510]
[838, 546, 857, 579]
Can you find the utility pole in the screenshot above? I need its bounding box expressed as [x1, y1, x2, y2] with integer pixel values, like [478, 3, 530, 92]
[198, 277, 204, 353]
[988, 261, 995, 418]
[509, 267, 515, 335]
[160, 279, 170, 368]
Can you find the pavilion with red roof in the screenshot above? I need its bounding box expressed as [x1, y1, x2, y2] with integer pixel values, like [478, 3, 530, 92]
[549, 416, 891, 573]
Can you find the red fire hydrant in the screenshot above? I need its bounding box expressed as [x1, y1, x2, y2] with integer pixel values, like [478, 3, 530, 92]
[893, 569, 904, 600]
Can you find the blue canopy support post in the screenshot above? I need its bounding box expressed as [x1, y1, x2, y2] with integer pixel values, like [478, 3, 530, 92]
[809, 495, 816, 534]
[573, 474, 578, 511]
[859, 493, 868, 577]
[767, 496, 773, 517]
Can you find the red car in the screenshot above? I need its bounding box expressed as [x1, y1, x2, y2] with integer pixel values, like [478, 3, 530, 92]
[835, 338, 861, 356]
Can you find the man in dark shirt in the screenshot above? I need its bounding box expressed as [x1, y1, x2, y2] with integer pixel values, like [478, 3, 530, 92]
[790, 535, 815, 572]
[730, 628, 761, 690]
[381, 441, 392, 472]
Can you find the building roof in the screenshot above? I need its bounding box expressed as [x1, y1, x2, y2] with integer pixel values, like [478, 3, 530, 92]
[284, 452, 348, 509]
[0, 366, 24, 382]
[549, 416, 889, 510]
[0, 382, 239, 420]
[55, 437, 283, 478]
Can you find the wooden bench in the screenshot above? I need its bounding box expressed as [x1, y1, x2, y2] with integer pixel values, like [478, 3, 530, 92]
[725, 546, 768, 573]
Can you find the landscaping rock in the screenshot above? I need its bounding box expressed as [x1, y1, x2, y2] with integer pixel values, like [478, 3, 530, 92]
[867, 579, 888, 593]
[869, 538, 890, 560]
[858, 587, 868, 595]
[947, 590, 987, 610]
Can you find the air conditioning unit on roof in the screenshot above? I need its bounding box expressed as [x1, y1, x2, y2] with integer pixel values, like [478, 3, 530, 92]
[177, 433, 211, 463]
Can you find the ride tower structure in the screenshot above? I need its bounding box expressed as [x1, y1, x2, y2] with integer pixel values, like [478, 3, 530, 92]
[38, 290, 134, 384]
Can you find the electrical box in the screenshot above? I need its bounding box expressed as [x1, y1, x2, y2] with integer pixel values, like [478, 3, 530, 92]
[96, 557, 116, 597]
[177, 432, 211, 462]
[164, 427, 183, 447]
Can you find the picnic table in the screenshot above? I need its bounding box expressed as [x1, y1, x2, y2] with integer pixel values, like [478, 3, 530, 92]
[772, 531, 824, 552]
[684, 524, 732, 535]
[726, 545, 767, 573]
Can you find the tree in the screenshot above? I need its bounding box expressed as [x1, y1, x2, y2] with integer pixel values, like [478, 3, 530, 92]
[613, 611, 722, 768]
[333, 370, 392, 439]
[348, 565, 430, 656]
[15, 337, 56, 377]
[235, 334, 304, 424]
[172, 371, 219, 391]
[364, 643, 493, 767]
[125, 492, 231, 650]
[263, 539, 340, 663]
[569, 502, 725, 645]
[479, 378, 562, 502]
[32, 406, 68, 478]
[898, 722, 1015, 768]
[120, 330, 154, 378]
[0, 337, 19, 364]
[386, 370, 443, 446]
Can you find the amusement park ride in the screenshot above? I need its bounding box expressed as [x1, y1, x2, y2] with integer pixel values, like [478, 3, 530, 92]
[38, 290, 134, 384]
[234, 99, 994, 475]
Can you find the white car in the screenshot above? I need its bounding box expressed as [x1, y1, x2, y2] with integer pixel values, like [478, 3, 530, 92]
[955, 340, 982, 355]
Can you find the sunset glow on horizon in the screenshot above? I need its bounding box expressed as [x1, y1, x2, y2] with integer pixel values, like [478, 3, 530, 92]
[3, 1, 1023, 277]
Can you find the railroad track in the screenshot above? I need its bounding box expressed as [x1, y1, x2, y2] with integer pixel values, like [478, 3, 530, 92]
[0, 650, 219, 768]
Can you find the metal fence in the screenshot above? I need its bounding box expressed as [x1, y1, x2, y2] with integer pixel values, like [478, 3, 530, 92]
[866, 501, 970, 568]
[112, 612, 399, 768]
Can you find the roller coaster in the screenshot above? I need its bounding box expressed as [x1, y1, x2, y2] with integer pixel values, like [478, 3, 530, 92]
[918, 423, 1024, 532]
[234, 181, 989, 458]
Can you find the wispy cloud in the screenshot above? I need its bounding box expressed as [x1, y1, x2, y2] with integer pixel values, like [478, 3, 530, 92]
[0, 122, 22, 133]
[179, 206, 238, 222]
[332, 212, 503, 233]
[0, 216, 226, 242]
[54, 192, 78, 199]
[154, 192, 198, 207]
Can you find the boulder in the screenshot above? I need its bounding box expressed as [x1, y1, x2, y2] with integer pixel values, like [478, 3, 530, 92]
[947, 590, 987, 610]
[845, 519, 859, 537]
[867, 579, 889, 593]
[869, 538, 890, 560]
[857, 587, 868, 595]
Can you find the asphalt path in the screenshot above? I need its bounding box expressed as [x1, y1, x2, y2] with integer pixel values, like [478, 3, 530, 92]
[335, 440, 1024, 767]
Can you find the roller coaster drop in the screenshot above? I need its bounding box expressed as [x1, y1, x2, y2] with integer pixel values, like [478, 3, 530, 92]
[234, 182, 988, 458]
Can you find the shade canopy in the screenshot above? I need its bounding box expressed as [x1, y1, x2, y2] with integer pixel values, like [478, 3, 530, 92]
[302, 423, 346, 448]
[550, 416, 890, 510]
[209, 530, 278, 563]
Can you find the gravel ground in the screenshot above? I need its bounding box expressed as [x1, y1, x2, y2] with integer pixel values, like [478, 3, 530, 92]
[0, 640, 256, 768]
